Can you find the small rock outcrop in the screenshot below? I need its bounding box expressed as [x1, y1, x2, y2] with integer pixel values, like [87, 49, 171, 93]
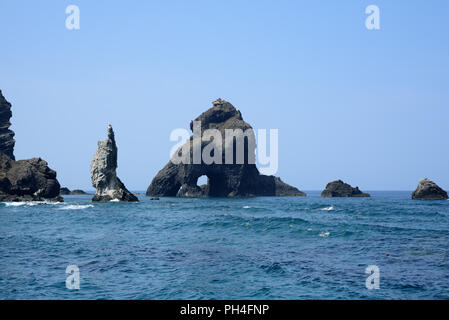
[0, 91, 61, 202]
[90, 125, 138, 202]
[0, 90, 15, 160]
[412, 178, 448, 200]
[147, 99, 305, 197]
[321, 180, 370, 198]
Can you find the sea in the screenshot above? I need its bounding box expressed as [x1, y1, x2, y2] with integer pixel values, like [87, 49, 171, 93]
[1, 191, 448, 300]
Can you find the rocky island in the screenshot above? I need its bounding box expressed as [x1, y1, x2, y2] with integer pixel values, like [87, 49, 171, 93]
[0, 90, 62, 202]
[321, 180, 370, 198]
[147, 99, 305, 197]
[412, 178, 448, 200]
[90, 125, 138, 202]
[60, 187, 89, 195]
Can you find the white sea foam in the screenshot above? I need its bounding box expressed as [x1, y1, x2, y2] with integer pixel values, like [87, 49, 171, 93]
[58, 204, 94, 210]
[319, 231, 330, 237]
[243, 206, 251, 209]
[321, 206, 335, 211]
[110, 199, 120, 202]
[2, 201, 48, 207]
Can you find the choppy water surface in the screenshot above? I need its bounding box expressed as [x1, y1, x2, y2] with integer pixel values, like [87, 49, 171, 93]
[1, 191, 449, 299]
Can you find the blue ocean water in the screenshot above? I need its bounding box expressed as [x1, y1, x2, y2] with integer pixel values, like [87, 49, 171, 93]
[1, 191, 449, 300]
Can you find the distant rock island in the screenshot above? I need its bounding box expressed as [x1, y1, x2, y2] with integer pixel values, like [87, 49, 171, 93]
[147, 99, 305, 197]
[71, 189, 88, 195]
[90, 125, 138, 202]
[59, 187, 71, 195]
[60, 187, 89, 195]
[0, 90, 62, 202]
[412, 178, 448, 200]
[321, 180, 370, 198]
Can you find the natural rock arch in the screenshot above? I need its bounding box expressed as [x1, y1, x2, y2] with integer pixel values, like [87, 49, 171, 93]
[146, 99, 305, 197]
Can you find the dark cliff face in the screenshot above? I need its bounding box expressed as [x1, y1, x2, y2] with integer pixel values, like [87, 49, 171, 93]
[0, 153, 61, 201]
[0, 90, 16, 160]
[147, 99, 305, 198]
[0, 90, 61, 202]
[412, 178, 448, 200]
[321, 180, 370, 198]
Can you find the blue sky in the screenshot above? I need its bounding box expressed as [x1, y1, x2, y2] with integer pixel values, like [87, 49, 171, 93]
[0, 0, 448, 191]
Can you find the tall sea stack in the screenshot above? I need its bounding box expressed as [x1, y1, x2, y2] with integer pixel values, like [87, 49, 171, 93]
[0, 90, 61, 202]
[147, 99, 305, 197]
[0, 90, 15, 159]
[90, 125, 138, 202]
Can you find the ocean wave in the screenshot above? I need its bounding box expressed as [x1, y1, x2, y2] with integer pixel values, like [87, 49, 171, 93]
[243, 206, 251, 209]
[58, 204, 94, 210]
[319, 231, 330, 237]
[321, 206, 335, 211]
[2, 201, 61, 207]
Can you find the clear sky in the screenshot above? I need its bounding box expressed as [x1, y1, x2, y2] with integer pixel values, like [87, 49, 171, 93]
[0, 0, 448, 191]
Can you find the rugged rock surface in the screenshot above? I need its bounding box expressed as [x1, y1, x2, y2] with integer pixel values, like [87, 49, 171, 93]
[0, 90, 61, 202]
[90, 125, 138, 202]
[321, 180, 370, 198]
[0, 153, 62, 202]
[0, 90, 15, 159]
[147, 99, 305, 197]
[412, 178, 448, 200]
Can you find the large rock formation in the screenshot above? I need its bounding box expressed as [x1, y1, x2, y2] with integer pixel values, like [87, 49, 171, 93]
[0, 90, 15, 159]
[321, 180, 370, 198]
[147, 99, 305, 197]
[90, 125, 138, 202]
[412, 178, 448, 200]
[0, 90, 61, 202]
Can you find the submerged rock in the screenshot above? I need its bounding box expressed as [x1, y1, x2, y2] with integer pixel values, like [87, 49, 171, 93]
[0, 91, 61, 202]
[147, 99, 305, 197]
[321, 180, 370, 198]
[412, 178, 448, 200]
[90, 125, 138, 202]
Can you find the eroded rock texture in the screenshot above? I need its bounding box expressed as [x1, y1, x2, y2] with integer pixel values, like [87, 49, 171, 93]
[412, 178, 448, 200]
[0, 90, 61, 202]
[147, 99, 305, 197]
[0, 154, 61, 201]
[0, 90, 15, 159]
[90, 125, 138, 202]
[321, 180, 370, 198]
